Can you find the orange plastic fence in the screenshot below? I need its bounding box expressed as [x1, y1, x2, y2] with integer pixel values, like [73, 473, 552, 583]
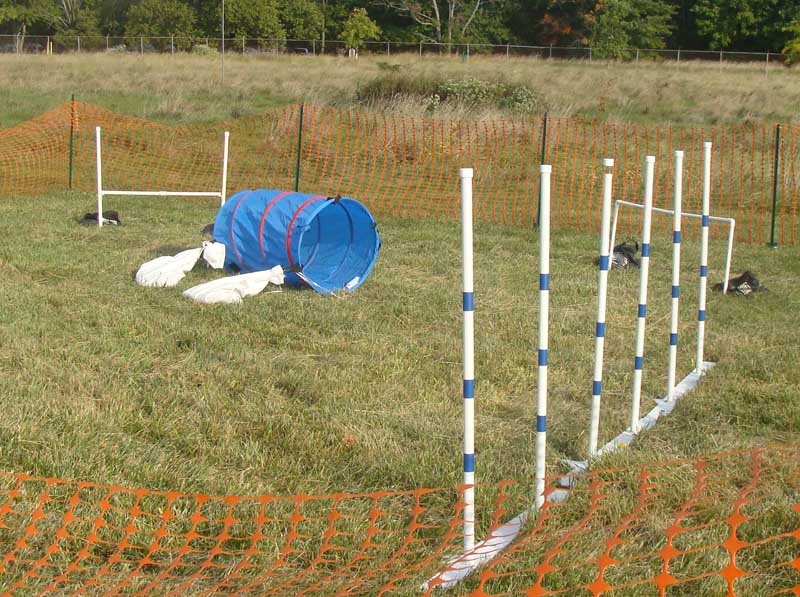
[0, 447, 797, 595]
[1, 101, 798, 245]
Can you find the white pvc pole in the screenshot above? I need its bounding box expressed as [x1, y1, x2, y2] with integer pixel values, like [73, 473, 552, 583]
[630, 156, 655, 433]
[95, 126, 103, 228]
[667, 151, 684, 400]
[221, 130, 230, 206]
[696, 142, 712, 371]
[724, 221, 734, 294]
[460, 167, 476, 552]
[589, 158, 614, 457]
[534, 165, 551, 510]
[608, 199, 621, 254]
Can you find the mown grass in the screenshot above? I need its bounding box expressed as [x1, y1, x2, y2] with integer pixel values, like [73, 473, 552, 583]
[0, 191, 797, 500]
[0, 53, 798, 128]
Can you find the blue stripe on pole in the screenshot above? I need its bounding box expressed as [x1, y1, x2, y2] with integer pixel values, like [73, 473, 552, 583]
[463, 379, 475, 398]
[463, 291, 474, 311]
[592, 380, 602, 395]
[536, 415, 546, 432]
[698, 309, 706, 322]
[538, 349, 548, 366]
[672, 285, 680, 298]
[540, 273, 550, 290]
[700, 265, 708, 277]
[702, 215, 710, 227]
[641, 243, 651, 257]
[596, 322, 606, 337]
[599, 255, 609, 270]
[463, 453, 475, 473]
[670, 333, 678, 346]
[635, 356, 644, 370]
[638, 303, 647, 318]
[673, 231, 681, 243]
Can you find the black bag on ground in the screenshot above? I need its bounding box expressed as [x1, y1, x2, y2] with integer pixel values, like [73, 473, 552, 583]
[611, 240, 640, 269]
[713, 271, 767, 295]
[79, 210, 121, 226]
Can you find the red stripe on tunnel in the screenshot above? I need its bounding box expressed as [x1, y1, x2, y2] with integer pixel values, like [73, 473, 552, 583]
[258, 191, 293, 260]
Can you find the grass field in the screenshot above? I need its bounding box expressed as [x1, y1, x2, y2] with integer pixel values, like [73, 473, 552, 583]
[1, 53, 799, 594]
[0, 52, 799, 128]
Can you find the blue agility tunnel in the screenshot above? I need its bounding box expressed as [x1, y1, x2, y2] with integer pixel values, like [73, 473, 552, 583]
[213, 190, 380, 294]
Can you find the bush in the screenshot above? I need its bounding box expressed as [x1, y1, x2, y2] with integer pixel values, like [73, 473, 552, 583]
[356, 74, 543, 114]
[192, 44, 218, 56]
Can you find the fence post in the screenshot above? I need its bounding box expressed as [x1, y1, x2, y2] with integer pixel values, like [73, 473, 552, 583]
[769, 124, 781, 248]
[636, 49, 640, 62]
[419, 41, 422, 57]
[77, 36, 81, 52]
[676, 48, 680, 64]
[140, 36, 143, 54]
[106, 35, 109, 51]
[171, 35, 174, 54]
[69, 94, 77, 190]
[765, 51, 770, 75]
[46, 36, 50, 55]
[537, 112, 549, 227]
[387, 41, 390, 55]
[294, 104, 305, 192]
[549, 44, 552, 59]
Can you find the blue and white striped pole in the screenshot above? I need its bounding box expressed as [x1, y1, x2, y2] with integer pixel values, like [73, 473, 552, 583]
[667, 151, 684, 400]
[589, 158, 615, 457]
[696, 142, 712, 372]
[630, 156, 655, 434]
[460, 167, 476, 552]
[534, 165, 551, 510]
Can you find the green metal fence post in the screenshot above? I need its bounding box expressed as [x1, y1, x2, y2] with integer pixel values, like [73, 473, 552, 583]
[536, 112, 548, 227]
[293, 104, 305, 192]
[69, 94, 76, 190]
[769, 124, 781, 248]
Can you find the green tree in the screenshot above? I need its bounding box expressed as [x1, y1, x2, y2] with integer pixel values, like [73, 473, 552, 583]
[125, 0, 196, 49]
[341, 7, 380, 53]
[784, 20, 800, 64]
[280, 0, 322, 39]
[592, 0, 675, 57]
[0, 0, 56, 49]
[692, 0, 800, 52]
[380, 0, 494, 46]
[223, 0, 284, 46]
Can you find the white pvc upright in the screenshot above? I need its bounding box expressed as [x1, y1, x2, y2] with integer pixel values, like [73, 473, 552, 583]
[460, 167, 476, 552]
[630, 156, 655, 434]
[696, 142, 712, 371]
[667, 151, 684, 400]
[534, 165, 551, 510]
[221, 131, 230, 206]
[588, 158, 615, 457]
[95, 126, 103, 228]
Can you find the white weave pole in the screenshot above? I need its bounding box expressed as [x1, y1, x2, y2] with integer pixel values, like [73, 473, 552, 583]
[95, 126, 104, 228]
[667, 151, 684, 400]
[630, 156, 655, 434]
[696, 142, 712, 371]
[460, 167, 476, 552]
[588, 158, 614, 458]
[534, 165, 551, 510]
[220, 131, 230, 206]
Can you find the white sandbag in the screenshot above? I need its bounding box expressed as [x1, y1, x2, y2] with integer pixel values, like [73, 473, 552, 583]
[135, 248, 203, 288]
[201, 241, 226, 269]
[183, 266, 285, 304]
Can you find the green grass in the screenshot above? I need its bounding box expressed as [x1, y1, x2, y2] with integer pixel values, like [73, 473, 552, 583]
[0, 191, 797, 501]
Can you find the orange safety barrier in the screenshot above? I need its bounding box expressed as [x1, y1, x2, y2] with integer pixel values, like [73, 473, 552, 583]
[1, 102, 798, 245]
[0, 447, 797, 595]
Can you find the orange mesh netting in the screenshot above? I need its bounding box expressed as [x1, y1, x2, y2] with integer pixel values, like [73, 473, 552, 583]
[0, 447, 797, 595]
[1, 102, 798, 245]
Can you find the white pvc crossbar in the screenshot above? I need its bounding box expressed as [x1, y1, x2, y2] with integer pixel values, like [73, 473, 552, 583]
[609, 200, 735, 294]
[94, 126, 230, 227]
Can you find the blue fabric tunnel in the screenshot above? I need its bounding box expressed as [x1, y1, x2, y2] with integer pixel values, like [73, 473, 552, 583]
[213, 190, 381, 294]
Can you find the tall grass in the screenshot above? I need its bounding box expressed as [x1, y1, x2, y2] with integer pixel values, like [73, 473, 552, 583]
[0, 53, 798, 127]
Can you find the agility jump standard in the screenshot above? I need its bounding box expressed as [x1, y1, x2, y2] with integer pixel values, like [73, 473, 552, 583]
[94, 126, 230, 227]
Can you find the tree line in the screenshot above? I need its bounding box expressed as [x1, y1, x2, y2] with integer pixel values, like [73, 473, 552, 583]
[3, 0, 800, 59]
